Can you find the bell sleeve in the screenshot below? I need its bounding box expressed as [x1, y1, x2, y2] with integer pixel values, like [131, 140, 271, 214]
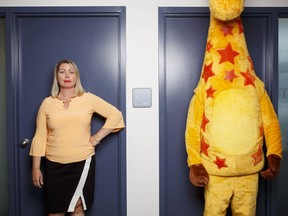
[90, 93, 125, 132]
[29, 100, 48, 157]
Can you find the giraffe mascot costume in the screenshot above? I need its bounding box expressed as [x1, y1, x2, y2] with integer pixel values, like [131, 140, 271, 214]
[185, 0, 282, 215]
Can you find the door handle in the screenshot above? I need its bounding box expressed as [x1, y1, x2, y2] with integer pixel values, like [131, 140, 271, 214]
[19, 138, 31, 148]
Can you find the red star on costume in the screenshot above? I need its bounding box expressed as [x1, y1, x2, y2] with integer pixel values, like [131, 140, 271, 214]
[217, 43, 240, 64]
[224, 69, 238, 82]
[201, 113, 209, 132]
[206, 41, 213, 52]
[236, 19, 244, 34]
[201, 137, 210, 157]
[221, 23, 234, 36]
[259, 124, 264, 137]
[251, 144, 263, 166]
[206, 85, 216, 98]
[202, 63, 215, 83]
[240, 68, 256, 87]
[214, 156, 228, 169]
[248, 56, 255, 71]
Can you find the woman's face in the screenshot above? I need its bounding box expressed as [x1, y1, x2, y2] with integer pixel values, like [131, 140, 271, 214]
[57, 63, 77, 89]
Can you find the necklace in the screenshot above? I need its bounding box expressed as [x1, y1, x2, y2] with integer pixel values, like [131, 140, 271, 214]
[57, 94, 74, 109]
[62, 100, 71, 105]
[57, 96, 71, 103]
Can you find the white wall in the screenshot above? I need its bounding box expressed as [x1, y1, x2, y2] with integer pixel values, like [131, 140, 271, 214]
[1, 1, 288, 216]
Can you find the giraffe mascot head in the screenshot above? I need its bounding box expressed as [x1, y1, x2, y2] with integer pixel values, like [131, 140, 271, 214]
[185, 0, 282, 215]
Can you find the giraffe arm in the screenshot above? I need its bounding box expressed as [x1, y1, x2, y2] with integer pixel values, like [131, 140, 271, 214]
[260, 91, 282, 179]
[185, 94, 204, 167]
[260, 91, 282, 158]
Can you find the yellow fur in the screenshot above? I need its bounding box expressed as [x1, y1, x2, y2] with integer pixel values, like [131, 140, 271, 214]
[185, 0, 282, 213]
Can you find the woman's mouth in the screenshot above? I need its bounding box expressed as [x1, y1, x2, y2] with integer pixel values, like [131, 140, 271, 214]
[64, 80, 71, 83]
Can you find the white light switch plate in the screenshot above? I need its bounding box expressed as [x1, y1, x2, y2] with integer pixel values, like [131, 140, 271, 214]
[132, 88, 152, 108]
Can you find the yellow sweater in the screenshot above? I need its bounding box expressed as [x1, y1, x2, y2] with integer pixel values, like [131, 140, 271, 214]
[30, 92, 125, 164]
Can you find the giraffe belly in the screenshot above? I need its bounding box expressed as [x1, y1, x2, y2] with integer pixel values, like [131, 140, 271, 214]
[209, 88, 260, 155]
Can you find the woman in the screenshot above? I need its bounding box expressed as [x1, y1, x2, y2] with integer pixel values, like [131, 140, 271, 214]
[30, 59, 125, 216]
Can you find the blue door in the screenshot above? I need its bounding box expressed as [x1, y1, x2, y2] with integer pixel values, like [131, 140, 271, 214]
[3, 7, 126, 216]
[159, 7, 280, 216]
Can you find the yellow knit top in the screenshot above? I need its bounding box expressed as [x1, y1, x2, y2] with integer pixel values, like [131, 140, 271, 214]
[29, 92, 125, 164]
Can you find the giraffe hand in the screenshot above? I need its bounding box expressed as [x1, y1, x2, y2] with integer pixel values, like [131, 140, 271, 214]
[189, 164, 209, 187]
[260, 154, 281, 180]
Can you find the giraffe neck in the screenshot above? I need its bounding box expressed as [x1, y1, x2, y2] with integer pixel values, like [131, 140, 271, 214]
[195, 15, 261, 97]
[203, 15, 256, 78]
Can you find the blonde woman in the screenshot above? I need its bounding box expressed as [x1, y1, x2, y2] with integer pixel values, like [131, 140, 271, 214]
[30, 59, 125, 216]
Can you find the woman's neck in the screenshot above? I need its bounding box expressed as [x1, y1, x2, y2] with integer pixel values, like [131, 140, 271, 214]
[58, 88, 75, 101]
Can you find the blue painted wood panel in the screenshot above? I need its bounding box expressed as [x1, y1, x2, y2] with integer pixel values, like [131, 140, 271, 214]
[2, 7, 126, 216]
[159, 7, 282, 216]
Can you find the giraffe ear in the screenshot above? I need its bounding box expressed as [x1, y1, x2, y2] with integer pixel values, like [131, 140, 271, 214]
[209, 0, 245, 21]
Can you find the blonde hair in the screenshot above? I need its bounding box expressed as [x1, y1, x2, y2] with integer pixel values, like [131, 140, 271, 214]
[51, 59, 85, 97]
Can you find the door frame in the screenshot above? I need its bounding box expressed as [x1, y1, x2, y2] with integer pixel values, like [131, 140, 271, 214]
[1, 6, 126, 216]
[159, 6, 287, 216]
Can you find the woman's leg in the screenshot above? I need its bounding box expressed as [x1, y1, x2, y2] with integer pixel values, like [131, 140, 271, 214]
[70, 199, 85, 216]
[48, 213, 65, 216]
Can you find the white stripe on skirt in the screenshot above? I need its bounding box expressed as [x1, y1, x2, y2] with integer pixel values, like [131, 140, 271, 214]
[67, 157, 92, 212]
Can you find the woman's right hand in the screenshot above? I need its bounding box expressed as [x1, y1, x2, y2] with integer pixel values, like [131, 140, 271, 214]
[32, 168, 43, 188]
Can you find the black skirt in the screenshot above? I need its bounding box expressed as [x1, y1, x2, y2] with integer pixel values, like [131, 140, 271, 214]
[44, 155, 95, 214]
